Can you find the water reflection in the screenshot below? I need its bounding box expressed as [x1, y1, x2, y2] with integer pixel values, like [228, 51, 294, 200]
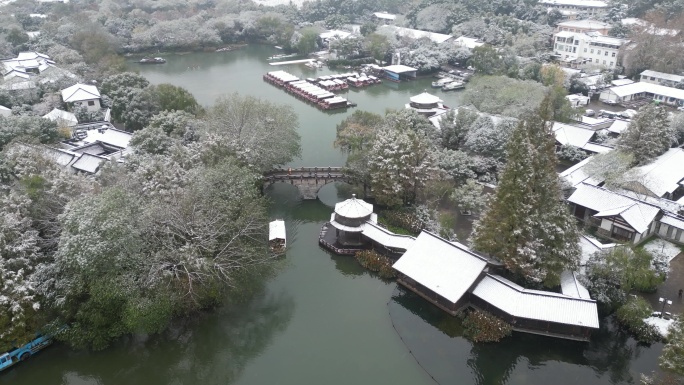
[388, 286, 663, 385]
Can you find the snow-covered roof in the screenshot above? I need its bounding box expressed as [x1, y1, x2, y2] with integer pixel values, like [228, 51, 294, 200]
[67, 124, 132, 149]
[0, 105, 10, 117]
[541, 0, 607, 7]
[553, 122, 595, 147]
[607, 119, 630, 134]
[334, 196, 373, 219]
[373, 12, 396, 20]
[382, 64, 418, 73]
[578, 235, 617, 265]
[320, 30, 352, 40]
[611, 78, 634, 86]
[453, 36, 484, 49]
[567, 183, 660, 233]
[269, 220, 286, 241]
[379, 25, 453, 44]
[410, 92, 441, 105]
[606, 82, 684, 100]
[642, 69, 684, 82]
[661, 214, 684, 231]
[472, 274, 600, 328]
[61, 83, 101, 103]
[560, 270, 591, 299]
[361, 221, 415, 251]
[267, 71, 299, 83]
[557, 19, 610, 30]
[71, 153, 106, 173]
[392, 231, 488, 304]
[42, 108, 77, 126]
[626, 148, 684, 197]
[555, 31, 576, 38]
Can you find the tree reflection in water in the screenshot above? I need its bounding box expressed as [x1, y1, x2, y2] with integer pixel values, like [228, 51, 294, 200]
[388, 286, 663, 385]
[7, 287, 295, 385]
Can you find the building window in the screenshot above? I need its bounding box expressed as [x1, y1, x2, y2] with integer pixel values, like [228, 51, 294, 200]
[573, 47, 577, 53]
[603, 60, 606, 65]
[612, 52, 616, 57]
[597, 50, 601, 55]
[575, 40, 579, 45]
[590, 49, 594, 53]
[651, 76, 655, 80]
[610, 62, 614, 66]
[605, 51, 609, 56]
[584, 48, 587, 52]
[87, 101, 95, 106]
[611, 225, 633, 241]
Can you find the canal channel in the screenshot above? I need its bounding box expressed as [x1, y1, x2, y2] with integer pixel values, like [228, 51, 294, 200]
[5, 45, 665, 385]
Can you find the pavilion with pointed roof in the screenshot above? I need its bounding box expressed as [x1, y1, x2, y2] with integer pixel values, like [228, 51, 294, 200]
[329, 194, 377, 246]
[405, 91, 447, 117]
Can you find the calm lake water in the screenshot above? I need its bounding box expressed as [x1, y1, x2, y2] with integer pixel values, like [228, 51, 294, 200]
[5, 45, 664, 385]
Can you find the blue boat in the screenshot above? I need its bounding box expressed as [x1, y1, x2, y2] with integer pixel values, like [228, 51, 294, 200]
[0, 334, 53, 372]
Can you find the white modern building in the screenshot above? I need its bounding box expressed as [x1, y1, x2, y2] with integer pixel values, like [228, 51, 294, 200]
[599, 82, 684, 107]
[378, 25, 453, 44]
[61, 83, 102, 112]
[640, 70, 684, 88]
[556, 19, 611, 35]
[553, 31, 628, 69]
[453, 36, 484, 49]
[540, 0, 609, 16]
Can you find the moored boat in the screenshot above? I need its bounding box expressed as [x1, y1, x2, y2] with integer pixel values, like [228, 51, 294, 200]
[269, 220, 286, 255]
[442, 81, 465, 91]
[139, 57, 166, 64]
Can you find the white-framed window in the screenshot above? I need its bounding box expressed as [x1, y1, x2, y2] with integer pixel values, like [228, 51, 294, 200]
[612, 52, 616, 57]
[590, 49, 594, 53]
[584, 48, 587, 52]
[597, 50, 601, 55]
[610, 62, 613, 66]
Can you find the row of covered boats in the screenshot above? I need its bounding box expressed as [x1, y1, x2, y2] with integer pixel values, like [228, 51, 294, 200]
[306, 72, 382, 92]
[263, 71, 354, 110]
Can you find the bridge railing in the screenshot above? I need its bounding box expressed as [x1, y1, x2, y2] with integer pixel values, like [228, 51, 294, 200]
[264, 166, 345, 176]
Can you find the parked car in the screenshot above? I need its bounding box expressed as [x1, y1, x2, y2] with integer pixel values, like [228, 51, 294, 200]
[584, 109, 595, 117]
[602, 99, 618, 106]
[677, 106, 684, 111]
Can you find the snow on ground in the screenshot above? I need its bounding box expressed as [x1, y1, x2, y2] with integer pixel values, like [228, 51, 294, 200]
[644, 316, 675, 337]
[644, 238, 683, 262]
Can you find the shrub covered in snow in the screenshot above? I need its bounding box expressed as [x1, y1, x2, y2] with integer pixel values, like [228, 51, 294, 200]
[616, 297, 662, 344]
[354, 250, 396, 279]
[463, 309, 512, 343]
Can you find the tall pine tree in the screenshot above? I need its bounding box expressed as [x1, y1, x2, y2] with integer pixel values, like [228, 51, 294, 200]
[471, 97, 580, 287]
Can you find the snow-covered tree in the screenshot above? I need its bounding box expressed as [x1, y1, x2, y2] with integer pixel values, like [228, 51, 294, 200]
[440, 108, 478, 150]
[451, 179, 487, 214]
[661, 318, 684, 375]
[463, 116, 513, 159]
[201, 93, 301, 171]
[557, 144, 588, 163]
[618, 104, 675, 165]
[437, 149, 476, 184]
[471, 99, 580, 287]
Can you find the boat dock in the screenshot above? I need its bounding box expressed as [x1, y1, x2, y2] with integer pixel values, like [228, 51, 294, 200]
[269, 58, 316, 66]
[263, 71, 355, 111]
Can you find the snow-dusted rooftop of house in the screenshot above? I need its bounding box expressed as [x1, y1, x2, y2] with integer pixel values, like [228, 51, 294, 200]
[577, 115, 613, 128]
[453, 36, 484, 49]
[660, 214, 684, 231]
[334, 195, 373, 219]
[71, 153, 106, 173]
[567, 183, 660, 233]
[361, 221, 415, 251]
[382, 64, 418, 73]
[379, 25, 453, 44]
[611, 78, 634, 87]
[552, 122, 612, 154]
[606, 82, 684, 100]
[393, 231, 488, 304]
[373, 12, 396, 20]
[607, 119, 630, 134]
[641, 70, 684, 83]
[540, 0, 607, 7]
[67, 124, 132, 149]
[42, 108, 77, 126]
[61, 83, 101, 103]
[410, 92, 441, 105]
[472, 274, 600, 328]
[578, 235, 617, 265]
[557, 19, 610, 30]
[320, 30, 352, 40]
[0, 104, 10, 113]
[1, 52, 54, 76]
[560, 270, 591, 299]
[269, 220, 286, 241]
[626, 148, 684, 198]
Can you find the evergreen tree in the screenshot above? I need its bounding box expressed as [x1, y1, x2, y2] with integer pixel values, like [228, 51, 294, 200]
[471, 97, 580, 286]
[441, 108, 478, 150]
[618, 104, 675, 165]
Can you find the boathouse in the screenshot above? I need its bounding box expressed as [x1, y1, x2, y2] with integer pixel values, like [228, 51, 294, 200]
[393, 231, 490, 315]
[470, 273, 599, 341]
[381, 65, 417, 82]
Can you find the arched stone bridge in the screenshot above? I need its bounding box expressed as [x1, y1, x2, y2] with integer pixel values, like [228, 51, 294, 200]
[263, 167, 355, 199]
